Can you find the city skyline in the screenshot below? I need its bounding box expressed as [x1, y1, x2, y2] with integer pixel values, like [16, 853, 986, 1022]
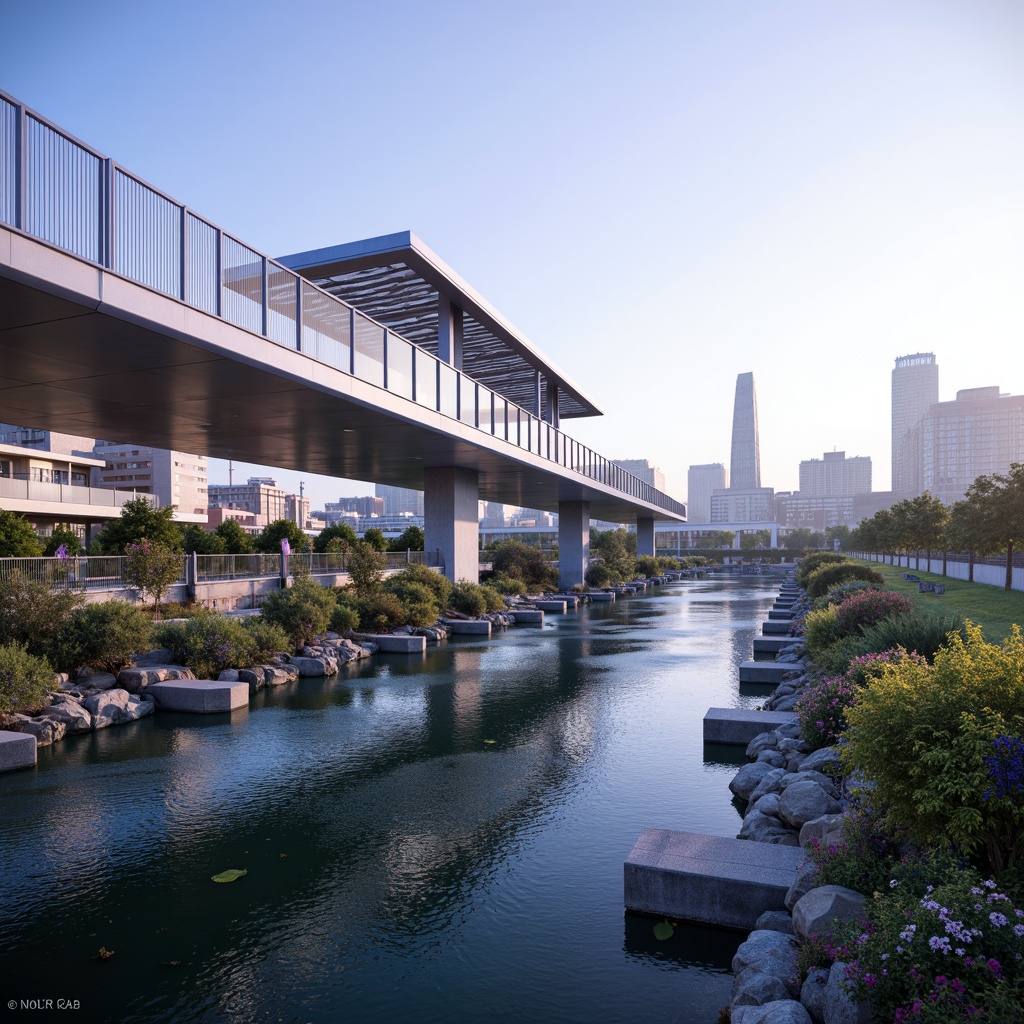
[2, 1, 1022, 510]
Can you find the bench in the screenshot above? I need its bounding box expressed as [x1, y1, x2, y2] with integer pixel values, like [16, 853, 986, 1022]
[903, 573, 920, 582]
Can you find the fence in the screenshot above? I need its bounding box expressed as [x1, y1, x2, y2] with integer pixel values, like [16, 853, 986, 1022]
[0, 89, 685, 520]
[0, 555, 167, 591]
[854, 551, 1024, 594]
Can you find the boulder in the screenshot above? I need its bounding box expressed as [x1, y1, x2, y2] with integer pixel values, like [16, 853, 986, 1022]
[799, 814, 846, 849]
[730, 1000, 812, 1024]
[799, 968, 829, 1024]
[756, 750, 786, 769]
[738, 809, 799, 845]
[747, 731, 781, 759]
[777, 737, 812, 756]
[288, 656, 333, 677]
[823, 962, 872, 1024]
[781, 771, 840, 799]
[238, 668, 264, 693]
[75, 671, 118, 691]
[777, 781, 842, 830]
[84, 689, 135, 729]
[731, 929, 801, 996]
[799, 747, 842, 774]
[127, 695, 155, 719]
[117, 665, 195, 693]
[39, 697, 92, 734]
[772, 694, 802, 713]
[217, 669, 240, 682]
[730, 761, 779, 802]
[785, 859, 820, 912]
[749, 792, 781, 819]
[748, 768, 790, 804]
[733, 968, 793, 1007]
[792, 886, 868, 943]
[754, 910, 794, 935]
[7, 715, 66, 746]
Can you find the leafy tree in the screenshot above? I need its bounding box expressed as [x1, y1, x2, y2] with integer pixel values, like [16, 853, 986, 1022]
[946, 495, 993, 583]
[91, 497, 182, 554]
[739, 529, 771, 551]
[214, 518, 254, 554]
[964, 463, 1024, 591]
[123, 540, 184, 619]
[782, 527, 817, 551]
[182, 523, 226, 554]
[314, 523, 357, 553]
[259, 578, 336, 647]
[0, 571, 83, 657]
[383, 563, 451, 609]
[825, 524, 852, 551]
[42, 524, 82, 557]
[0, 509, 43, 556]
[256, 519, 310, 554]
[346, 541, 387, 597]
[50, 601, 152, 675]
[490, 540, 557, 588]
[362, 527, 388, 552]
[389, 525, 425, 552]
[0, 643, 55, 717]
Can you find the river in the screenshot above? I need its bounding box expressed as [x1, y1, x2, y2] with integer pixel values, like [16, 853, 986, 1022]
[0, 578, 780, 1023]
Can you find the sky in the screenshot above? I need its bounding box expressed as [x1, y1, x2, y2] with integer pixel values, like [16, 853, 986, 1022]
[3, 0, 1023, 511]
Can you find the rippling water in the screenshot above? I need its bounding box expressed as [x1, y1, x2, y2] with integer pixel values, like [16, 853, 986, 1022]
[0, 578, 779, 1023]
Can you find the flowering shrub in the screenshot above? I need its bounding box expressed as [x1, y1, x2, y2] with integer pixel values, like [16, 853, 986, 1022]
[821, 580, 876, 607]
[805, 563, 885, 600]
[834, 589, 916, 636]
[153, 613, 261, 679]
[838, 869, 1024, 1022]
[805, 805, 912, 895]
[797, 673, 858, 749]
[843, 649, 928, 688]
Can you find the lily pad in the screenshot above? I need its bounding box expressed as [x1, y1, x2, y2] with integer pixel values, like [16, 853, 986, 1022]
[653, 921, 675, 941]
[211, 868, 248, 883]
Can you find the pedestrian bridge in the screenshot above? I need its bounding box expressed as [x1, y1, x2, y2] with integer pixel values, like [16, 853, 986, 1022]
[0, 90, 685, 582]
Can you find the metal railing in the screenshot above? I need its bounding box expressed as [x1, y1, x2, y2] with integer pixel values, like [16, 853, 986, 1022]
[0, 475, 159, 508]
[0, 89, 684, 520]
[0, 555, 169, 591]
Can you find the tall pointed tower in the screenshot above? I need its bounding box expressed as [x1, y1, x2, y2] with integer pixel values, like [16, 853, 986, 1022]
[730, 372, 761, 490]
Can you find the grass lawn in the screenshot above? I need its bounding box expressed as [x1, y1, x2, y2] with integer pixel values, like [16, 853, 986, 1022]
[852, 559, 1024, 643]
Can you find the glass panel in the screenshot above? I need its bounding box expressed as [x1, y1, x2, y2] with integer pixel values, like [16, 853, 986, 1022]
[0, 98, 17, 228]
[353, 311, 385, 388]
[459, 377, 476, 426]
[301, 281, 350, 372]
[386, 334, 413, 400]
[114, 171, 181, 297]
[478, 385, 493, 433]
[24, 116, 101, 262]
[415, 347, 437, 410]
[267, 263, 298, 348]
[187, 215, 218, 314]
[493, 396, 506, 440]
[439, 363, 458, 419]
[221, 235, 264, 334]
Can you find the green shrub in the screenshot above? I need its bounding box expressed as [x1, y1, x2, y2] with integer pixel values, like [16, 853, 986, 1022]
[153, 613, 259, 679]
[357, 592, 407, 633]
[485, 575, 527, 596]
[490, 541, 558, 588]
[816, 580, 876, 609]
[346, 542, 387, 597]
[635, 555, 661, 578]
[804, 805, 908, 895]
[380, 579, 439, 627]
[448, 581, 487, 616]
[0, 571, 84, 658]
[386, 563, 452, 609]
[797, 673, 859, 749]
[796, 551, 850, 589]
[330, 603, 360, 634]
[240, 616, 289, 661]
[805, 562, 885, 600]
[0, 643, 55, 716]
[479, 584, 505, 612]
[50, 601, 152, 675]
[584, 561, 613, 588]
[260, 578, 336, 647]
[849, 609, 966, 664]
[833, 589, 915, 636]
[843, 623, 1024, 876]
[803, 606, 843, 657]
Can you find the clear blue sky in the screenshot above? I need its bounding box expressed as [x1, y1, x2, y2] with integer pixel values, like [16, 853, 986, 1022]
[4, 0, 1023, 510]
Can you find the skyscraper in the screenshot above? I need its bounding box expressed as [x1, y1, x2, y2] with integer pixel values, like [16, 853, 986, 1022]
[730, 372, 761, 490]
[687, 463, 727, 523]
[891, 352, 938, 496]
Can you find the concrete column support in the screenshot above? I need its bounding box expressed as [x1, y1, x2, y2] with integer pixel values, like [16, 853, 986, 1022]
[734, 531, 742, 550]
[770, 524, 778, 548]
[636, 517, 655, 558]
[424, 466, 479, 583]
[558, 501, 590, 589]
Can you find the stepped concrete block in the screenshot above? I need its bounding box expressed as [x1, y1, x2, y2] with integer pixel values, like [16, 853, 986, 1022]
[767, 610, 795, 620]
[147, 679, 250, 713]
[0, 731, 37, 772]
[588, 591, 615, 602]
[510, 610, 545, 625]
[740, 662, 802, 684]
[363, 634, 427, 653]
[533, 599, 567, 613]
[624, 829, 804, 931]
[443, 619, 492, 636]
[762, 621, 793, 635]
[753, 637, 805, 655]
[703, 708, 799, 745]
[551, 594, 580, 609]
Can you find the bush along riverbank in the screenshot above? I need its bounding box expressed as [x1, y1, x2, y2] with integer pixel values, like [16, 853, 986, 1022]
[723, 553, 1024, 1024]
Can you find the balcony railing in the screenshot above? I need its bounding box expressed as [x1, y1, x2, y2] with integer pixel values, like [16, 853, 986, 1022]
[0, 475, 159, 509]
[0, 90, 684, 520]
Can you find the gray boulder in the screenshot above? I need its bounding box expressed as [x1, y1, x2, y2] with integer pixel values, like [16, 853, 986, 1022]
[799, 968, 829, 1024]
[733, 968, 793, 1006]
[772, 694, 803, 712]
[730, 761, 778, 802]
[731, 930, 800, 997]
[117, 665, 195, 693]
[84, 689, 135, 729]
[755, 910, 794, 935]
[749, 768, 790, 804]
[799, 814, 846, 849]
[756, 749, 787, 769]
[782, 771, 840, 799]
[792, 886, 868, 943]
[785, 859, 820, 911]
[731, 1001, 812, 1024]
[824, 962, 872, 1024]
[39, 696, 92, 734]
[749, 792, 781, 819]
[738, 809, 799, 845]
[777, 781, 842, 830]
[747, 732, 780, 758]
[127, 694, 154, 719]
[238, 668, 264, 693]
[777, 737, 812, 755]
[217, 669, 240, 682]
[799, 747, 842, 774]
[7, 715, 66, 746]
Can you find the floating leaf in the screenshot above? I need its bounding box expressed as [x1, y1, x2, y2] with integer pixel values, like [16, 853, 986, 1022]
[653, 921, 675, 941]
[211, 868, 248, 883]
[279, 853, 288, 859]
[484, 739, 496, 745]
[95, 947, 115, 960]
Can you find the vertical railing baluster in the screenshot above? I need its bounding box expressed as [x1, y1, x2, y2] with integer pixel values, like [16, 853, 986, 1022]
[180, 205, 188, 302]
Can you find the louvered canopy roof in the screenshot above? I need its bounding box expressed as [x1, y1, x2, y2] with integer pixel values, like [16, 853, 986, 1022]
[277, 232, 601, 420]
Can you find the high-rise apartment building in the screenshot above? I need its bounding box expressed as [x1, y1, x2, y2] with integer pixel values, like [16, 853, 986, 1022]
[922, 386, 1024, 504]
[891, 352, 939, 496]
[798, 451, 872, 497]
[375, 484, 424, 516]
[710, 487, 775, 523]
[730, 372, 761, 490]
[611, 459, 666, 493]
[208, 477, 287, 528]
[687, 463, 727, 523]
[0, 423, 98, 457]
[91, 443, 209, 520]
[324, 496, 385, 518]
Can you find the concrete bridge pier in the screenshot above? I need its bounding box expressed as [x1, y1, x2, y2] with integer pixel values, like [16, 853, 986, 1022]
[558, 500, 590, 588]
[425, 467, 480, 583]
[636, 517, 655, 558]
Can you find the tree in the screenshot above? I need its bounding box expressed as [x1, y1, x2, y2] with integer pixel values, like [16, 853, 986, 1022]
[346, 541, 387, 597]
[122, 540, 184, 619]
[965, 463, 1024, 590]
[782, 528, 816, 551]
[0, 509, 43, 556]
[91, 497, 182, 554]
[42, 524, 82, 557]
[946, 495, 992, 583]
[362, 527, 388, 552]
[214, 518, 254, 554]
[490, 540, 558, 588]
[740, 529, 771, 551]
[313, 523, 357, 553]
[255, 519, 310, 554]
[182, 523, 226, 554]
[389, 525, 425, 552]
[825, 525, 852, 551]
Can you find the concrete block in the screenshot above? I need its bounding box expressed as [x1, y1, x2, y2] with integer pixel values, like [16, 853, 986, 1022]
[0, 731, 37, 772]
[362, 634, 427, 653]
[753, 637, 805, 655]
[740, 662, 803, 684]
[442, 619, 492, 636]
[703, 708, 799, 746]
[624, 829, 803, 931]
[768, 610, 795, 620]
[510, 609, 545, 625]
[762, 620, 793, 635]
[533, 599, 567, 613]
[147, 679, 250, 713]
[588, 591, 615, 602]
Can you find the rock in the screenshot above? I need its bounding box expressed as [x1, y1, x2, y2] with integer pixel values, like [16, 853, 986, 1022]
[749, 768, 790, 804]
[731, 1003, 812, 1024]
[84, 689, 135, 728]
[75, 671, 118, 691]
[733, 967, 793, 1006]
[781, 771, 840, 800]
[38, 696, 92, 733]
[755, 911, 794, 935]
[238, 668, 264, 693]
[777, 781, 842, 830]
[792, 886, 868, 943]
[785, 859, 820, 912]
[756, 750, 786, 769]
[799, 747, 842, 774]
[738, 808, 798, 844]
[799, 814, 846, 849]
[772, 694, 803, 712]
[730, 761, 779, 802]
[777, 737, 812, 755]
[800, 968, 830, 1024]
[7, 715, 66, 746]
[823, 962, 872, 1024]
[117, 665, 195, 693]
[776, 722, 803, 739]
[750, 792, 781, 818]
[127, 695, 154, 719]
[217, 669, 239, 682]
[731, 930, 801, 997]
[747, 731, 781, 758]
[286, 656, 330, 677]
